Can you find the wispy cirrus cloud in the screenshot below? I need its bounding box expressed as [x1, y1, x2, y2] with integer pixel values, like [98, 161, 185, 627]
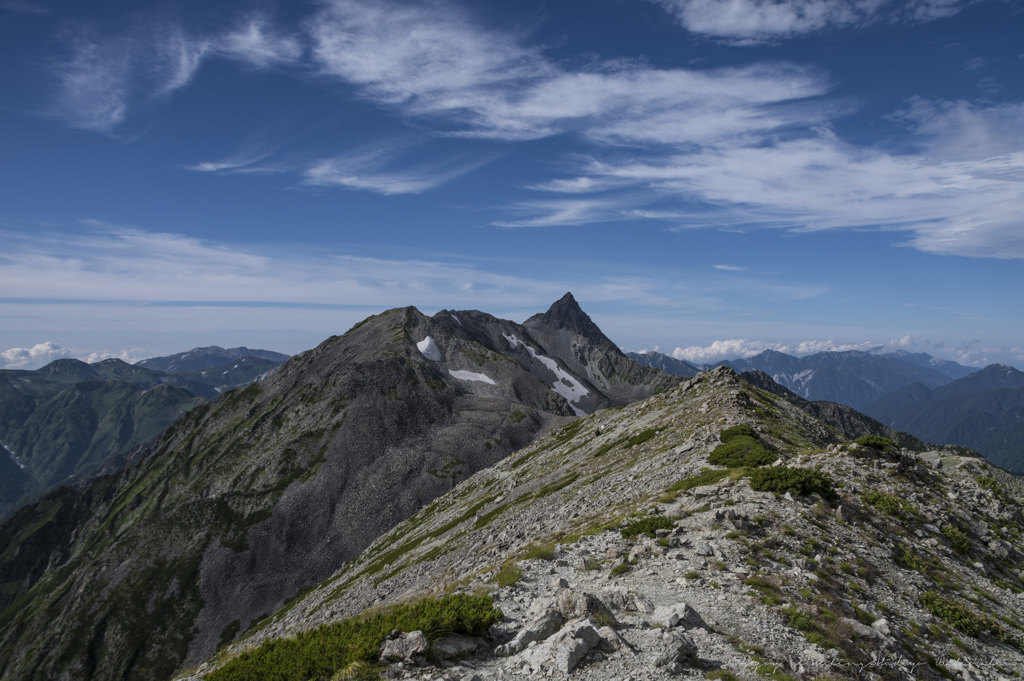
[648, 0, 980, 43]
[510, 97, 1024, 258]
[303, 142, 494, 195]
[185, 146, 284, 174]
[308, 1, 832, 142]
[48, 16, 301, 132]
[1, 0, 47, 14]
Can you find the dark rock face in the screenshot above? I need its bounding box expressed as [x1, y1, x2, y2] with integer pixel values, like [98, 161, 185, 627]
[0, 297, 673, 681]
[523, 293, 678, 410]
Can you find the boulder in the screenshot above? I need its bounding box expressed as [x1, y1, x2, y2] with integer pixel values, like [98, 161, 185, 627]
[555, 591, 618, 626]
[494, 610, 565, 656]
[653, 602, 707, 631]
[430, 633, 479, 660]
[654, 630, 698, 674]
[379, 630, 428, 663]
[521, 618, 603, 674]
[596, 626, 633, 654]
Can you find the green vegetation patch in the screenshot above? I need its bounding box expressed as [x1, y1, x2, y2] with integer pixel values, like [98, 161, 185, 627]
[854, 435, 896, 451]
[624, 427, 666, 448]
[920, 592, 1023, 650]
[492, 563, 522, 588]
[207, 594, 502, 681]
[942, 526, 971, 554]
[749, 466, 837, 502]
[620, 516, 674, 541]
[658, 467, 730, 502]
[863, 490, 917, 520]
[708, 425, 776, 469]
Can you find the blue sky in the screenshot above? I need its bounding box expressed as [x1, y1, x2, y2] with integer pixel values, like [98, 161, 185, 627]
[1, 0, 1022, 370]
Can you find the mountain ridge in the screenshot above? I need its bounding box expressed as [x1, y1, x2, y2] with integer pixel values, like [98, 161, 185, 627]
[0, 296, 674, 681]
[193, 366, 1023, 681]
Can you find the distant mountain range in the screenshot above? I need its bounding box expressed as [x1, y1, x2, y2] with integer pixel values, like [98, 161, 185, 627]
[862, 364, 1024, 474]
[0, 347, 288, 519]
[136, 346, 289, 373]
[631, 348, 1022, 472]
[626, 350, 700, 377]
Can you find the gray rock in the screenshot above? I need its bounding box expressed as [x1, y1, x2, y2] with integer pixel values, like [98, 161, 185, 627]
[380, 630, 429, 662]
[555, 591, 618, 626]
[521, 618, 603, 674]
[596, 626, 633, 654]
[653, 602, 707, 630]
[871, 618, 891, 636]
[654, 631, 698, 674]
[494, 610, 565, 656]
[430, 633, 480, 660]
[694, 542, 715, 557]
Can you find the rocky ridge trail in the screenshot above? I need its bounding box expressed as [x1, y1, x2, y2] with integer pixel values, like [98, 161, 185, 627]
[195, 367, 1024, 681]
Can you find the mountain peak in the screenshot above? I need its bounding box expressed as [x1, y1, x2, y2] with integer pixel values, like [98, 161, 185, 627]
[529, 292, 606, 341]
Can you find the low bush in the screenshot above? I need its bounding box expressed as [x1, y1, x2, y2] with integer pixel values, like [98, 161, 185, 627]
[660, 468, 729, 502]
[720, 424, 757, 442]
[749, 467, 837, 502]
[854, 435, 896, 451]
[863, 490, 917, 519]
[620, 516, 674, 540]
[207, 594, 502, 681]
[709, 424, 776, 469]
[942, 526, 971, 554]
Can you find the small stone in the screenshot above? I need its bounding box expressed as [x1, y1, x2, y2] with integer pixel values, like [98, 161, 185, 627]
[871, 618, 891, 635]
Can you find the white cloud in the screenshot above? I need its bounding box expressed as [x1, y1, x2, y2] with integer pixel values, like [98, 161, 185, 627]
[0, 341, 73, 369]
[713, 264, 746, 271]
[673, 339, 771, 362]
[492, 198, 627, 228]
[185, 146, 285, 174]
[671, 337, 879, 363]
[218, 18, 303, 67]
[0, 342, 147, 370]
[304, 143, 493, 195]
[308, 0, 830, 143]
[50, 28, 133, 132]
[48, 15, 302, 132]
[649, 0, 977, 42]
[524, 111, 1024, 258]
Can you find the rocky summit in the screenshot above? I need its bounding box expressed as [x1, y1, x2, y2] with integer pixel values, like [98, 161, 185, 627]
[0, 296, 672, 681]
[192, 367, 1024, 681]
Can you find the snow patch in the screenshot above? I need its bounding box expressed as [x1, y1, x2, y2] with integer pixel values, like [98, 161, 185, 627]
[1, 441, 24, 469]
[417, 336, 442, 361]
[449, 369, 496, 385]
[450, 313, 462, 326]
[502, 332, 589, 412]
